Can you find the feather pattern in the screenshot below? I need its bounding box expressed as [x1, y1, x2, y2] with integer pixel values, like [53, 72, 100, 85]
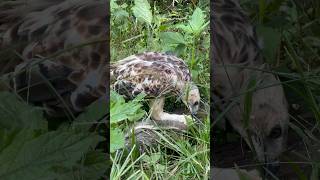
[0, 0, 108, 116]
[111, 52, 192, 99]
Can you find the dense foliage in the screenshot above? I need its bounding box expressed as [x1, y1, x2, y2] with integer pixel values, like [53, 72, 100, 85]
[0, 92, 108, 180]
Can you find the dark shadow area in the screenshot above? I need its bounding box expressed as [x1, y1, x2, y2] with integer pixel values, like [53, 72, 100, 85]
[211, 0, 320, 179]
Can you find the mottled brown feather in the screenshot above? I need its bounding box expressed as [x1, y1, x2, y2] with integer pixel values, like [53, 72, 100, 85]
[0, 0, 107, 116]
[111, 52, 192, 99]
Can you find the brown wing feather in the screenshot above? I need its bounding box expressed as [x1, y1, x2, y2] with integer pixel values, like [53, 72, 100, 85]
[0, 0, 107, 116]
[111, 52, 192, 99]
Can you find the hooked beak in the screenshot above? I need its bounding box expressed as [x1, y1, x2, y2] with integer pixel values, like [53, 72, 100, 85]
[249, 136, 281, 177]
[189, 104, 198, 117]
[191, 111, 202, 124]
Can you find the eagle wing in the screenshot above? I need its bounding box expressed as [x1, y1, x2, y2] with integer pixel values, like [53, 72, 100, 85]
[111, 52, 192, 99]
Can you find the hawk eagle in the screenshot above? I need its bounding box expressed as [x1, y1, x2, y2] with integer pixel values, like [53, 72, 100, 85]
[212, 0, 289, 174]
[111, 52, 200, 125]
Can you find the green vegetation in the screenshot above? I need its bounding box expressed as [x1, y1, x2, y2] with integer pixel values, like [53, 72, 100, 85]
[111, 0, 210, 179]
[0, 92, 108, 180]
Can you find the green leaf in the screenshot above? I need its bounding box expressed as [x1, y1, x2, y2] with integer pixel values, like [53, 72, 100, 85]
[114, 10, 129, 20]
[132, 0, 153, 26]
[175, 24, 193, 33]
[73, 98, 107, 131]
[189, 8, 206, 33]
[110, 0, 119, 11]
[176, 7, 209, 35]
[110, 91, 145, 124]
[0, 92, 47, 130]
[160, 32, 186, 45]
[110, 128, 125, 153]
[142, 152, 161, 163]
[0, 129, 101, 180]
[54, 150, 108, 180]
[110, 90, 125, 106]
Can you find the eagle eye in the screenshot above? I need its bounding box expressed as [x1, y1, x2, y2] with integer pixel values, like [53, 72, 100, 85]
[268, 126, 282, 139]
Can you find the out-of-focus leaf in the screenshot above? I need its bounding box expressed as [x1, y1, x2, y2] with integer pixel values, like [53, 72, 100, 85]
[142, 152, 161, 163]
[176, 7, 209, 35]
[132, 0, 152, 26]
[54, 150, 108, 180]
[73, 98, 107, 131]
[160, 32, 186, 45]
[0, 92, 46, 130]
[189, 8, 207, 33]
[0, 129, 101, 180]
[110, 128, 125, 153]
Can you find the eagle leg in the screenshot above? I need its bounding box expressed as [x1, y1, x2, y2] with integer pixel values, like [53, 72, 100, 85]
[149, 97, 187, 125]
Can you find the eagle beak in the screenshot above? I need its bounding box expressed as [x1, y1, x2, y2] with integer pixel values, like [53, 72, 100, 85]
[191, 112, 197, 122]
[250, 136, 280, 177]
[190, 108, 198, 119]
[189, 104, 198, 116]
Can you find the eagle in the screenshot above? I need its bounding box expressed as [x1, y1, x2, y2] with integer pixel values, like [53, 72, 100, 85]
[111, 52, 200, 125]
[212, 0, 289, 175]
[0, 0, 108, 118]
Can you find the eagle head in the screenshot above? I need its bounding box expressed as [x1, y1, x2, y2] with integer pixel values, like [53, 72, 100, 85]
[227, 73, 289, 176]
[183, 83, 200, 116]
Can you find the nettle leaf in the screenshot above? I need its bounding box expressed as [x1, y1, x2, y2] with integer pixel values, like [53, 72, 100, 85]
[110, 91, 145, 124]
[189, 8, 207, 33]
[160, 32, 186, 45]
[110, 0, 119, 11]
[175, 24, 192, 33]
[110, 90, 125, 106]
[111, 1, 129, 20]
[110, 128, 125, 153]
[53, 150, 108, 180]
[73, 98, 107, 131]
[80, 150, 109, 179]
[132, 0, 153, 26]
[114, 9, 129, 20]
[176, 7, 209, 35]
[0, 92, 47, 130]
[132, 92, 146, 102]
[142, 152, 161, 163]
[0, 129, 101, 180]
